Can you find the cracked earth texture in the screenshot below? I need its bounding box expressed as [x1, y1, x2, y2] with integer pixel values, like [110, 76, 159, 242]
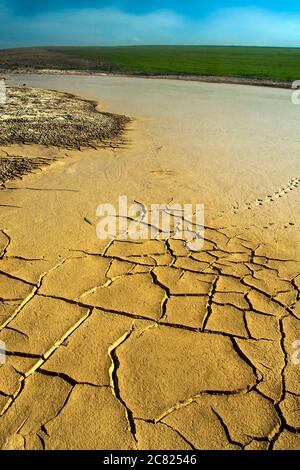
[0, 85, 128, 150]
[0, 75, 300, 450]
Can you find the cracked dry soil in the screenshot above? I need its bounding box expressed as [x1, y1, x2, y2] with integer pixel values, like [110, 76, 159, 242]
[0, 84, 300, 451]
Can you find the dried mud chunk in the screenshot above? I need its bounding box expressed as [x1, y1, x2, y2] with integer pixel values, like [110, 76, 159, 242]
[275, 290, 297, 307]
[45, 384, 135, 450]
[216, 262, 250, 278]
[245, 311, 280, 340]
[191, 252, 216, 264]
[206, 304, 248, 337]
[0, 296, 88, 356]
[280, 393, 300, 428]
[225, 238, 251, 254]
[236, 338, 284, 402]
[130, 265, 152, 274]
[2, 353, 38, 376]
[213, 292, 249, 310]
[81, 273, 163, 320]
[106, 259, 134, 278]
[0, 301, 19, 328]
[273, 430, 300, 450]
[216, 275, 248, 294]
[40, 256, 110, 300]
[0, 258, 52, 285]
[0, 364, 22, 396]
[265, 260, 300, 280]
[244, 271, 291, 297]
[166, 239, 190, 256]
[223, 253, 250, 263]
[173, 257, 209, 273]
[205, 228, 228, 247]
[282, 316, 300, 395]
[24, 434, 44, 450]
[106, 240, 165, 259]
[163, 401, 239, 450]
[0, 373, 72, 449]
[154, 266, 214, 295]
[152, 266, 182, 290]
[164, 296, 208, 329]
[247, 290, 285, 317]
[197, 391, 280, 445]
[135, 421, 192, 450]
[244, 440, 269, 450]
[42, 310, 136, 386]
[0, 273, 32, 301]
[1, 434, 25, 450]
[151, 253, 173, 266]
[117, 326, 256, 419]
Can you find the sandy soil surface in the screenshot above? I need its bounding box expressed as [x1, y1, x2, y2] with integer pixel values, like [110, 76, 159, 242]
[2, 68, 292, 89]
[0, 75, 300, 450]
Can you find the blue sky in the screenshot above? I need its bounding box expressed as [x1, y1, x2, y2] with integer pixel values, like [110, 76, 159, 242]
[1, 1, 300, 48]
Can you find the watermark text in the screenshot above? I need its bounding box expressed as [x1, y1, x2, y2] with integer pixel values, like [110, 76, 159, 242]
[96, 196, 205, 251]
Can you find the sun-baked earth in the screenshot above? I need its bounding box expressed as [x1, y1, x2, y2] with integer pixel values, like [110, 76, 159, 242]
[0, 86, 128, 151]
[0, 80, 300, 450]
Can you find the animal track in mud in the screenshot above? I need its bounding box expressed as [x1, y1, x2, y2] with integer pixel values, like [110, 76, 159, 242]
[231, 177, 300, 214]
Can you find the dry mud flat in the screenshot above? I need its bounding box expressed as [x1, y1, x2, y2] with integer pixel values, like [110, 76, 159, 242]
[0, 84, 300, 451]
[0, 85, 128, 184]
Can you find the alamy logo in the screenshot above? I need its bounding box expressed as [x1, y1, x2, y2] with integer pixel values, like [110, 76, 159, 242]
[292, 81, 300, 105]
[292, 340, 300, 365]
[96, 196, 205, 251]
[0, 340, 6, 365]
[0, 79, 6, 105]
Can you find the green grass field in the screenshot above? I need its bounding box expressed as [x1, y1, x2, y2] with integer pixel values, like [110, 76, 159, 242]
[1, 45, 300, 81]
[48, 46, 300, 81]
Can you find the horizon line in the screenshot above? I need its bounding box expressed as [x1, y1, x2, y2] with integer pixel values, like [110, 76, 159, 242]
[2, 44, 300, 51]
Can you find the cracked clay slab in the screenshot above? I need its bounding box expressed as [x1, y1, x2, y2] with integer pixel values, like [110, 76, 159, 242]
[116, 326, 257, 420]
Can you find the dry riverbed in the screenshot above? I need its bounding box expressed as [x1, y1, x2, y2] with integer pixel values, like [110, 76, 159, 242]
[0, 79, 300, 450]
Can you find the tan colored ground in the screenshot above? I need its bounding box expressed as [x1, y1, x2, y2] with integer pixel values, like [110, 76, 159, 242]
[0, 76, 300, 450]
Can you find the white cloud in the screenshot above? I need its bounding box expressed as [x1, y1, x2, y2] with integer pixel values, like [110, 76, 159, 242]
[0, 7, 186, 46]
[1, 5, 300, 48]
